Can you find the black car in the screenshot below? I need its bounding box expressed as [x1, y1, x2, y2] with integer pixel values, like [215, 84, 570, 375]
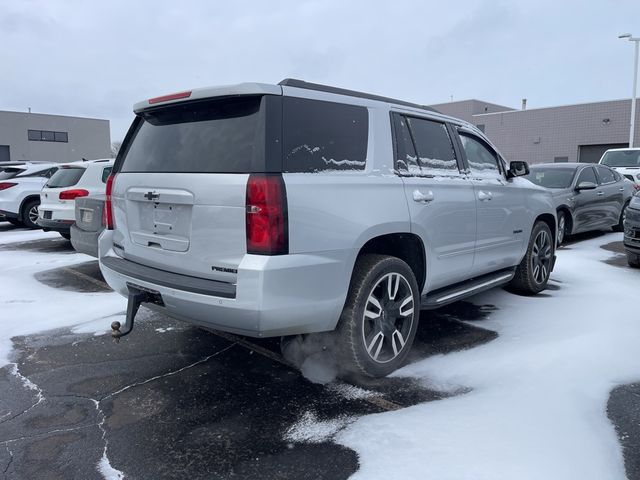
[623, 192, 640, 268]
[525, 163, 635, 245]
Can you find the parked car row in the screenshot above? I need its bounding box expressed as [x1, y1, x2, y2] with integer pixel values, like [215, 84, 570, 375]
[0, 159, 112, 243]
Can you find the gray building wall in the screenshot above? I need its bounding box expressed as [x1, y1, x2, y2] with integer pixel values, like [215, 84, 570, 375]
[428, 98, 640, 165]
[473, 99, 640, 164]
[430, 99, 514, 123]
[0, 110, 111, 163]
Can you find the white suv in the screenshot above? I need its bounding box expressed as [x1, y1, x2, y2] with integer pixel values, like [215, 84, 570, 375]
[0, 162, 58, 228]
[599, 148, 640, 191]
[38, 159, 114, 239]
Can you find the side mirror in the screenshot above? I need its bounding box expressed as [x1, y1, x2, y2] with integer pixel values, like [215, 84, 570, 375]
[575, 181, 597, 191]
[507, 161, 530, 178]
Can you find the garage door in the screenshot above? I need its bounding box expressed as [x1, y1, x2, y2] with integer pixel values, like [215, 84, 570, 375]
[0, 145, 9, 162]
[578, 143, 628, 163]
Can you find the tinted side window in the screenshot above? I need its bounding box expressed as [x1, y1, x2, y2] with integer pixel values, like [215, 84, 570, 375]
[459, 132, 501, 175]
[407, 117, 458, 173]
[283, 97, 368, 172]
[577, 167, 597, 185]
[392, 115, 419, 174]
[595, 165, 616, 185]
[101, 166, 113, 183]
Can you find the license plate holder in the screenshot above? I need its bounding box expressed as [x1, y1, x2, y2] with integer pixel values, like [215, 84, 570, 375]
[80, 209, 93, 223]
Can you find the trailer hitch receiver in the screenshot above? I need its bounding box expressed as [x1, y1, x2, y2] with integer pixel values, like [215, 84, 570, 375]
[111, 283, 163, 343]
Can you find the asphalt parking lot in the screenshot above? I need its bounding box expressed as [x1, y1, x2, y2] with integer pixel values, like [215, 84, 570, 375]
[1, 229, 639, 480]
[0, 231, 500, 479]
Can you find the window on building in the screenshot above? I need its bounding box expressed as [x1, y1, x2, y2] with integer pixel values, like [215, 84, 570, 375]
[27, 130, 69, 143]
[54, 131, 68, 142]
[554, 156, 569, 163]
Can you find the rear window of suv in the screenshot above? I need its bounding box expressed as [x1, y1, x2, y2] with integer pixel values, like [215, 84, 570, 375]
[120, 96, 268, 174]
[46, 167, 86, 188]
[117, 94, 368, 174]
[282, 97, 368, 172]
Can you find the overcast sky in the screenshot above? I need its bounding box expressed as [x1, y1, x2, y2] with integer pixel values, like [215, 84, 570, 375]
[2, 0, 640, 141]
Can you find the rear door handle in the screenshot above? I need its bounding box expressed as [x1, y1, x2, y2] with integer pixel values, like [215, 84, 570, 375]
[597, 191, 604, 196]
[412, 189, 434, 203]
[478, 191, 493, 201]
[619, 187, 625, 191]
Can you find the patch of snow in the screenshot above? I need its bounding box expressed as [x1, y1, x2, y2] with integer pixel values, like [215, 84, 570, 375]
[285, 410, 353, 444]
[0, 226, 58, 245]
[155, 327, 175, 333]
[0, 244, 126, 367]
[327, 382, 377, 401]
[338, 232, 638, 480]
[72, 314, 125, 336]
[94, 399, 125, 480]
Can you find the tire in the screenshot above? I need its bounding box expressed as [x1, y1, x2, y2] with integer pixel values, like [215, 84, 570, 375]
[612, 201, 630, 233]
[21, 198, 41, 229]
[557, 210, 569, 245]
[508, 221, 554, 295]
[336, 254, 420, 378]
[628, 252, 640, 269]
[6, 218, 23, 227]
[60, 232, 71, 240]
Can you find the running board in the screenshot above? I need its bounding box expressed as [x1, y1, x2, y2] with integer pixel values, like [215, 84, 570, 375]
[421, 268, 516, 310]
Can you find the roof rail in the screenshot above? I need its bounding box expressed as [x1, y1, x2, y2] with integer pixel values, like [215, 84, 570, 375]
[279, 78, 439, 113]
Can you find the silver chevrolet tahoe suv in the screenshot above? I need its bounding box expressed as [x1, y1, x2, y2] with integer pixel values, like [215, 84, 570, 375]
[99, 79, 557, 377]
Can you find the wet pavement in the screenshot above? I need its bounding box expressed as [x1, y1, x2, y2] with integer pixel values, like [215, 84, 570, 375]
[1, 230, 639, 480]
[0, 235, 500, 480]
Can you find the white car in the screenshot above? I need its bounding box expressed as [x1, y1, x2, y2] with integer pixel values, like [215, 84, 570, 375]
[0, 162, 59, 228]
[599, 148, 640, 190]
[37, 159, 114, 239]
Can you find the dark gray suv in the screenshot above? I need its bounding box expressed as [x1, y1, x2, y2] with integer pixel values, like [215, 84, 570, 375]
[99, 79, 557, 377]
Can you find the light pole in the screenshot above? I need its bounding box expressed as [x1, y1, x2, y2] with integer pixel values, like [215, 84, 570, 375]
[619, 33, 640, 147]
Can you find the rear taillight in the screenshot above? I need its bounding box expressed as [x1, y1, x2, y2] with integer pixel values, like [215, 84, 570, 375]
[105, 174, 116, 230]
[245, 174, 288, 255]
[59, 189, 89, 200]
[0, 182, 17, 191]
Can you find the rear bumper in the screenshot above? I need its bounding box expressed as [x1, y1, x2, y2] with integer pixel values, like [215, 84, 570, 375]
[99, 234, 354, 338]
[36, 218, 73, 234]
[70, 224, 102, 258]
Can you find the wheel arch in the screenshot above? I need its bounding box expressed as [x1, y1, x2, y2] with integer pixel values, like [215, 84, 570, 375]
[355, 232, 426, 293]
[534, 213, 557, 245]
[19, 194, 41, 221]
[556, 206, 573, 234]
